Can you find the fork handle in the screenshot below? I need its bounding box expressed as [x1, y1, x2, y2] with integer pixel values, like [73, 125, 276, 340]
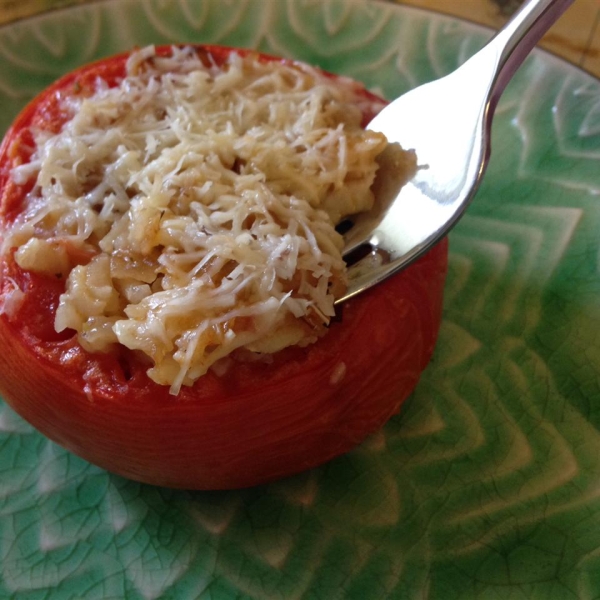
[488, 0, 575, 109]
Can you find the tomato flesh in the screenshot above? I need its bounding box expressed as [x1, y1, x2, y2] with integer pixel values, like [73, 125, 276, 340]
[0, 46, 448, 489]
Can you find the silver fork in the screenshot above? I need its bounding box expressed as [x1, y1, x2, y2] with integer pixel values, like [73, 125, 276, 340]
[338, 0, 574, 303]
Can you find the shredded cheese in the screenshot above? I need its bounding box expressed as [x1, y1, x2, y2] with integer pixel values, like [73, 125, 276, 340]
[4, 45, 411, 394]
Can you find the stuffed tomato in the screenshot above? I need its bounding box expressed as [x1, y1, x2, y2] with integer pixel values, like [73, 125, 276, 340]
[0, 45, 447, 489]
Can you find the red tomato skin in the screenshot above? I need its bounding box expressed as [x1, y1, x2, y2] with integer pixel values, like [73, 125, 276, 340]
[0, 46, 448, 489]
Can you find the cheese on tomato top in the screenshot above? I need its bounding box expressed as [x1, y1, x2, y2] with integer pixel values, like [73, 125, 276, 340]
[5, 45, 412, 394]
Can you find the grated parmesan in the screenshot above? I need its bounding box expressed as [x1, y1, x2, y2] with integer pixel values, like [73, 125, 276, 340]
[4, 45, 412, 394]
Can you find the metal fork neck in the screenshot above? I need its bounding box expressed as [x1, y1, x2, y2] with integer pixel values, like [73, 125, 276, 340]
[486, 0, 574, 109]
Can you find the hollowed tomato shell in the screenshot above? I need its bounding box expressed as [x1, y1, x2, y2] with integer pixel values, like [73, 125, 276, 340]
[0, 46, 448, 489]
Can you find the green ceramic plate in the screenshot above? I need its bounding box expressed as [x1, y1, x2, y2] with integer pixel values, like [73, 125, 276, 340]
[1, 0, 600, 598]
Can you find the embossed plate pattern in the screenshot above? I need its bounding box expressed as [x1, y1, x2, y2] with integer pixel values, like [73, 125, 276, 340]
[1, 0, 600, 598]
